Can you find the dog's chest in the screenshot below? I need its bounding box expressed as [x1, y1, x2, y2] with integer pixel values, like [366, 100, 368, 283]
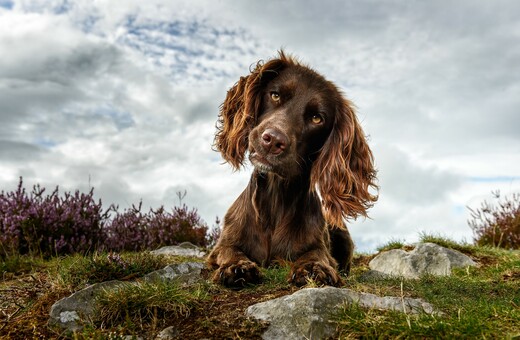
[253, 223, 307, 265]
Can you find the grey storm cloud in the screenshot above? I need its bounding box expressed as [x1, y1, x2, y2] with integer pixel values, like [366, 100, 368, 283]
[1, 0, 519, 251]
[375, 145, 463, 205]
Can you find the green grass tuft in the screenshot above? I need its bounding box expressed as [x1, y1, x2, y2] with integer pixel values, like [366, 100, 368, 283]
[95, 280, 207, 329]
[376, 238, 406, 252]
[418, 232, 476, 254]
[259, 264, 292, 290]
[0, 254, 46, 277]
[55, 252, 172, 288]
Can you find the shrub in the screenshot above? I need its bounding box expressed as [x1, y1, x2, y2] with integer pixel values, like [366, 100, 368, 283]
[103, 203, 209, 252]
[102, 202, 147, 252]
[1, 178, 213, 257]
[146, 205, 208, 249]
[0, 178, 106, 257]
[468, 191, 520, 249]
[206, 217, 222, 249]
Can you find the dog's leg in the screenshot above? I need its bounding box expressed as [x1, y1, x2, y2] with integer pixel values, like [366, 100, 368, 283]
[207, 245, 262, 288]
[288, 247, 343, 287]
[328, 227, 354, 275]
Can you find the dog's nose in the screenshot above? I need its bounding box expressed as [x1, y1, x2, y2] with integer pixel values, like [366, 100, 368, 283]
[261, 128, 288, 155]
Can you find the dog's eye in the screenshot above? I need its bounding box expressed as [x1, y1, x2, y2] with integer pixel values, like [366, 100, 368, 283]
[311, 114, 324, 125]
[270, 92, 281, 102]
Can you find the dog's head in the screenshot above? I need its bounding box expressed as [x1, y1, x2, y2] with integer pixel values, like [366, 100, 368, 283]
[215, 51, 377, 226]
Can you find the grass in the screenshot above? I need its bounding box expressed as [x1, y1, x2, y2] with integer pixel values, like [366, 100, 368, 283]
[94, 280, 207, 333]
[336, 265, 520, 339]
[376, 238, 406, 252]
[1, 236, 519, 339]
[339, 238, 520, 339]
[55, 251, 175, 288]
[0, 254, 47, 279]
[418, 232, 478, 254]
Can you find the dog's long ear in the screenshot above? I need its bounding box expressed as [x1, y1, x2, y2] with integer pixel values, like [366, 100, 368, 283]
[214, 51, 293, 169]
[311, 98, 378, 227]
[214, 75, 252, 169]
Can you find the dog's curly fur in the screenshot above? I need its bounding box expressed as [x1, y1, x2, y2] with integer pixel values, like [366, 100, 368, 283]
[207, 51, 377, 287]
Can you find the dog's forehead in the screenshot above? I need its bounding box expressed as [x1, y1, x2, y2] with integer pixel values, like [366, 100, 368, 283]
[271, 65, 332, 95]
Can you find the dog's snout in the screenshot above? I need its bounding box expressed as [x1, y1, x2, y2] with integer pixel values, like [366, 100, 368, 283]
[261, 128, 288, 155]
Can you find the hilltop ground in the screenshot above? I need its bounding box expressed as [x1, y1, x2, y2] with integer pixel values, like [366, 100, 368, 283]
[1, 237, 519, 339]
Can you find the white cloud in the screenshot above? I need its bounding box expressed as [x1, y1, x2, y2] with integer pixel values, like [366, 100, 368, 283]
[1, 1, 519, 252]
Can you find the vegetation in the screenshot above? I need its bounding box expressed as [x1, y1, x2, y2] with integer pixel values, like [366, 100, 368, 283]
[0, 178, 215, 258]
[95, 280, 207, 330]
[1, 237, 518, 339]
[468, 190, 520, 250]
[376, 238, 406, 252]
[1, 180, 519, 338]
[340, 244, 519, 339]
[0, 179, 106, 257]
[55, 252, 172, 288]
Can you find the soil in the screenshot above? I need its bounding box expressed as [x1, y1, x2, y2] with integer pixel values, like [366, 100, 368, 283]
[0, 267, 299, 339]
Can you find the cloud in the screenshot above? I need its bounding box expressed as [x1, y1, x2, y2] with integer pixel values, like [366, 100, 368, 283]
[0, 140, 45, 161]
[0, 12, 125, 142]
[375, 145, 463, 205]
[1, 0, 519, 253]
[346, 144, 466, 250]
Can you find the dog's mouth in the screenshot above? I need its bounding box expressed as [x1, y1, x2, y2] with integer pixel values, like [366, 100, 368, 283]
[249, 151, 274, 173]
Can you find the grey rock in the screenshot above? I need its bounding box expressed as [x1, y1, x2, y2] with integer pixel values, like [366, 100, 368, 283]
[369, 243, 477, 279]
[150, 245, 206, 258]
[49, 280, 124, 331]
[358, 269, 390, 281]
[178, 242, 198, 249]
[49, 262, 205, 331]
[156, 326, 179, 339]
[246, 287, 437, 340]
[143, 262, 205, 285]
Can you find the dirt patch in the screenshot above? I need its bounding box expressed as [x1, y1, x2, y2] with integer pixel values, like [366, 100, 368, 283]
[1, 269, 298, 339]
[174, 288, 295, 339]
[472, 254, 499, 267]
[0, 272, 71, 339]
[502, 270, 520, 282]
[352, 254, 376, 268]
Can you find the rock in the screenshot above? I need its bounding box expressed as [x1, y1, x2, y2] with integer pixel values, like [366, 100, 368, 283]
[49, 262, 204, 331]
[369, 243, 477, 279]
[49, 280, 124, 331]
[358, 269, 390, 281]
[177, 242, 198, 249]
[156, 326, 179, 339]
[143, 262, 205, 285]
[246, 287, 437, 340]
[150, 245, 206, 258]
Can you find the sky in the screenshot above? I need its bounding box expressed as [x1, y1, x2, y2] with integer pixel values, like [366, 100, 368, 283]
[1, 0, 519, 252]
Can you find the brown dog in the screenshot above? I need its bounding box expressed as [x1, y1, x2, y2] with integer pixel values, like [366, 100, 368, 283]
[207, 51, 377, 287]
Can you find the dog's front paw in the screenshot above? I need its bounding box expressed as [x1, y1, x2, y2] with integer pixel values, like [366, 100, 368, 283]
[212, 260, 262, 288]
[288, 261, 343, 287]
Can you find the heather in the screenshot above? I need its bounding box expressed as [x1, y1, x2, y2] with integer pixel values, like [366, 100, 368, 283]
[468, 190, 520, 250]
[0, 178, 214, 258]
[103, 202, 209, 252]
